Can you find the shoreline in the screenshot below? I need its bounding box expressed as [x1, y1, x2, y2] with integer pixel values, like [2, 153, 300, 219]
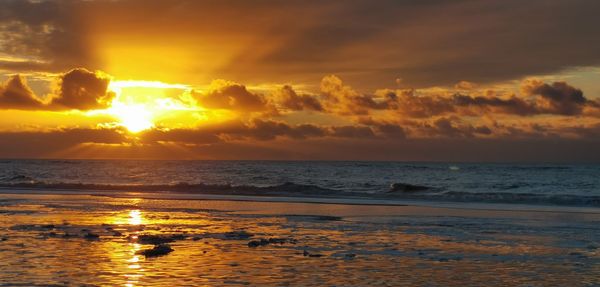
[2, 186, 600, 215]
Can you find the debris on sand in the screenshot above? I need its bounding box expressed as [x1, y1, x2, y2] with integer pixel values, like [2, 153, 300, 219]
[137, 244, 174, 258]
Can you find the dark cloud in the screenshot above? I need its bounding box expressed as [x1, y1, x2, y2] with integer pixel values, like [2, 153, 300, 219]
[452, 94, 537, 116]
[271, 85, 323, 112]
[49, 68, 115, 110]
[248, 119, 326, 140]
[420, 118, 493, 138]
[330, 126, 375, 138]
[193, 81, 267, 112]
[141, 120, 329, 143]
[521, 80, 588, 115]
[0, 75, 44, 109]
[2, 1, 600, 88]
[3, 127, 600, 162]
[0, 0, 98, 72]
[0, 127, 127, 158]
[214, 0, 600, 88]
[0, 68, 115, 111]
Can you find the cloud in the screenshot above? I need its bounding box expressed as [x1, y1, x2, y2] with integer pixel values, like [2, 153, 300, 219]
[271, 85, 323, 112]
[320, 75, 394, 115]
[521, 80, 589, 115]
[330, 125, 375, 138]
[0, 127, 127, 158]
[0, 0, 97, 72]
[0, 68, 115, 111]
[2, 1, 600, 89]
[3, 126, 600, 162]
[209, 0, 600, 88]
[316, 75, 600, 118]
[193, 80, 267, 112]
[0, 75, 44, 109]
[421, 117, 492, 138]
[49, 68, 115, 110]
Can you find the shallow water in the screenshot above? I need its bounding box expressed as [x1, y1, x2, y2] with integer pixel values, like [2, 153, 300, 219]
[1, 193, 599, 286]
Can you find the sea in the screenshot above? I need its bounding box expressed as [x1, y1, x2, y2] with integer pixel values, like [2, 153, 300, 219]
[2, 159, 600, 285]
[1, 160, 599, 207]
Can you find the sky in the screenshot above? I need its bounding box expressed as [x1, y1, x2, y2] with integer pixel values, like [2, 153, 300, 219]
[1, 0, 600, 161]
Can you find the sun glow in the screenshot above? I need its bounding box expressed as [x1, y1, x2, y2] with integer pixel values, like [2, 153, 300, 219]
[107, 102, 154, 133]
[104, 80, 193, 133]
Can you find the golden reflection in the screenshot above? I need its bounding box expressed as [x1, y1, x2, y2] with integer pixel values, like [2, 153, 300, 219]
[128, 210, 143, 226]
[124, 210, 143, 287]
[125, 242, 143, 287]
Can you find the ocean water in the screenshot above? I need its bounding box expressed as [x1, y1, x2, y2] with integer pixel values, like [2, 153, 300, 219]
[0, 160, 599, 207]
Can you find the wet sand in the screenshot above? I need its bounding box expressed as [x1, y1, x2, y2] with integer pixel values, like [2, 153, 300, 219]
[1, 191, 599, 286]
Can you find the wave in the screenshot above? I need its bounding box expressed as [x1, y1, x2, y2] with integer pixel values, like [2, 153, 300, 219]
[1, 179, 600, 208]
[394, 191, 600, 207]
[0, 181, 360, 197]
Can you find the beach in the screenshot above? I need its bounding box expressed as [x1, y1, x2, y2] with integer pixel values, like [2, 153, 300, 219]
[1, 189, 599, 286]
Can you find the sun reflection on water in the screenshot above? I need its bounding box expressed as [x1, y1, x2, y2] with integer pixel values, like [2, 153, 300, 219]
[123, 210, 144, 287]
[124, 242, 143, 287]
[129, 210, 143, 226]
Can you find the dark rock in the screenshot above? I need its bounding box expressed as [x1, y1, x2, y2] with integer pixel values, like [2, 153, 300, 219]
[303, 250, 324, 257]
[84, 232, 100, 240]
[224, 230, 253, 240]
[41, 224, 55, 229]
[138, 244, 174, 258]
[62, 232, 77, 238]
[0, 236, 7, 241]
[247, 239, 269, 248]
[248, 237, 295, 248]
[274, 237, 297, 244]
[345, 253, 356, 259]
[388, 183, 430, 193]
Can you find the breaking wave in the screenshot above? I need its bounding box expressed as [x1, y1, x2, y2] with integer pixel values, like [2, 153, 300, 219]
[2, 178, 600, 207]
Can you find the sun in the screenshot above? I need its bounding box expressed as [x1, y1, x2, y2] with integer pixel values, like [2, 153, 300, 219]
[104, 80, 191, 133]
[108, 102, 154, 133]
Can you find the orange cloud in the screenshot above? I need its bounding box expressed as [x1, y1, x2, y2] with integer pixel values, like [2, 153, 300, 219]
[193, 80, 267, 112]
[271, 85, 323, 112]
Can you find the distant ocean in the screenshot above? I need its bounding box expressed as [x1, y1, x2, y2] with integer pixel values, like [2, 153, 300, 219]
[1, 160, 599, 207]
